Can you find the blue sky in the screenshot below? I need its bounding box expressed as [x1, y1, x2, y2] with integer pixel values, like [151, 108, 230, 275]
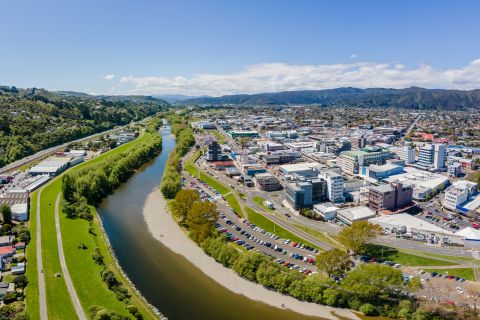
[1, 1, 480, 96]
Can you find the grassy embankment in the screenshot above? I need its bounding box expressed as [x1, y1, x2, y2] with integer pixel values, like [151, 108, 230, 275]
[252, 196, 276, 213]
[291, 223, 342, 249]
[27, 132, 158, 319]
[212, 130, 226, 144]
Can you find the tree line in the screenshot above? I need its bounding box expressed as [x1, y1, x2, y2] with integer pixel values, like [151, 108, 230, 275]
[160, 114, 195, 199]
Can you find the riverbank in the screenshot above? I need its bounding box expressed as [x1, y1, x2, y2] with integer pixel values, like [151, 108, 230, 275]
[142, 188, 361, 320]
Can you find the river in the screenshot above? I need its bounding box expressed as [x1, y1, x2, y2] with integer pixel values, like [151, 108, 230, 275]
[97, 124, 324, 320]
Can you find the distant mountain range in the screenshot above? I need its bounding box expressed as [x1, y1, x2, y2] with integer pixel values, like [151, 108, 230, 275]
[182, 87, 480, 109]
[155, 94, 208, 103]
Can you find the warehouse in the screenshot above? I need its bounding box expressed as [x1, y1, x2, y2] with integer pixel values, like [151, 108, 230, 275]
[336, 206, 376, 226]
[29, 156, 83, 176]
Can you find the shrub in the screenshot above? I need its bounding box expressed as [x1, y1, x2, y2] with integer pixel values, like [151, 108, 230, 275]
[360, 303, 377, 316]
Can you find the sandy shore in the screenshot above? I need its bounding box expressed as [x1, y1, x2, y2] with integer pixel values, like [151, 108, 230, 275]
[142, 188, 360, 320]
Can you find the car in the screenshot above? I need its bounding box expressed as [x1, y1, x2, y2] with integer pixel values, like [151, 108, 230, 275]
[456, 287, 464, 294]
[394, 263, 402, 268]
[419, 270, 425, 275]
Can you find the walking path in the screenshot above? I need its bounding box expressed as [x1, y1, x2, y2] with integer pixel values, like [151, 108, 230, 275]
[36, 187, 48, 320]
[54, 194, 87, 320]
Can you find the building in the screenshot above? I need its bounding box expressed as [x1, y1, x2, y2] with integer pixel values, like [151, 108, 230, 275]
[418, 144, 446, 170]
[448, 162, 462, 177]
[337, 206, 376, 226]
[279, 162, 321, 176]
[254, 173, 282, 191]
[0, 189, 29, 222]
[228, 130, 259, 138]
[360, 163, 404, 181]
[319, 171, 345, 203]
[311, 178, 328, 203]
[191, 121, 216, 129]
[397, 146, 415, 164]
[313, 204, 338, 221]
[207, 141, 221, 162]
[368, 181, 413, 212]
[213, 161, 234, 171]
[443, 180, 478, 212]
[29, 156, 79, 176]
[384, 167, 449, 201]
[351, 136, 367, 149]
[337, 147, 390, 174]
[285, 181, 313, 210]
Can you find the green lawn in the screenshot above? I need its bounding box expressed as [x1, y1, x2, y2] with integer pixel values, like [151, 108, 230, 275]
[212, 131, 226, 144]
[398, 248, 480, 265]
[421, 267, 475, 281]
[224, 193, 244, 218]
[246, 208, 320, 250]
[364, 244, 458, 267]
[25, 191, 39, 319]
[198, 171, 230, 194]
[252, 196, 275, 213]
[185, 150, 201, 177]
[26, 131, 158, 319]
[292, 223, 341, 249]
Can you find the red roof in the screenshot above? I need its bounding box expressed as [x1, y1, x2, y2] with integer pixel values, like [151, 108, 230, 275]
[15, 242, 26, 248]
[214, 161, 234, 167]
[0, 246, 15, 255]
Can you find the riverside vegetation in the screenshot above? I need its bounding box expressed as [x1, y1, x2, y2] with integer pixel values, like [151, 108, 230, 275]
[58, 117, 164, 319]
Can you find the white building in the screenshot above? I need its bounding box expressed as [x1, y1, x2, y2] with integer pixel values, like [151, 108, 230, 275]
[447, 162, 462, 177]
[443, 180, 478, 211]
[337, 206, 375, 226]
[319, 171, 345, 203]
[433, 144, 446, 170]
[417, 144, 446, 170]
[313, 204, 338, 221]
[397, 146, 415, 164]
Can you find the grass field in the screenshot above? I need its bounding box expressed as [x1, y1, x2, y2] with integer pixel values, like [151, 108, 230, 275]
[421, 267, 475, 281]
[224, 193, 244, 218]
[246, 207, 320, 250]
[185, 150, 201, 177]
[364, 244, 458, 267]
[26, 131, 158, 319]
[292, 223, 341, 248]
[252, 196, 276, 213]
[212, 131, 226, 144]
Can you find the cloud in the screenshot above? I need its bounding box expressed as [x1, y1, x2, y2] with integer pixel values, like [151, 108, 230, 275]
[350, 53, 358, 59]
[101, 74, 115, 80]
[118, 59, 480, 96]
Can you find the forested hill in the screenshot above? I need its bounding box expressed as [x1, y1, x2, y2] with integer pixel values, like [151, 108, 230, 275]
[182, 87, 480, 109]
[0, 86, 170, 167]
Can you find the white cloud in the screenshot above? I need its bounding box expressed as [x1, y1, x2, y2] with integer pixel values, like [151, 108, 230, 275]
[101, 74, 115, 80]
[350, 53, 358, 59]
[118, 59, 480, 96]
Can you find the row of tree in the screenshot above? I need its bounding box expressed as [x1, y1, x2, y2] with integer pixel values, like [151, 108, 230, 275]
[62, 120, 163, 210]
[160, 115, 195, 199]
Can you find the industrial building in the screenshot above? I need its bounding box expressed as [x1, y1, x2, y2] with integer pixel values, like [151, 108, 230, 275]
[0, 189, 29, 221]
[336, 206, 376, 226]
[29, 156, 83, 176]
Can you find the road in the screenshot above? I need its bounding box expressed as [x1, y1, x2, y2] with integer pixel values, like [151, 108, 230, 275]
[54, 194, 87, 320]
[36, 186, 48, 320]
[0, 118, 149, 174]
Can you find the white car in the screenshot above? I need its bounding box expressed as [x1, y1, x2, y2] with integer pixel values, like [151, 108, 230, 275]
[456, 287, 464, 294]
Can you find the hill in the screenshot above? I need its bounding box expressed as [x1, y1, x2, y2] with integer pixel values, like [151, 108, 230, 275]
[0, 86, 170, 167]
[182, 87, 480, 109]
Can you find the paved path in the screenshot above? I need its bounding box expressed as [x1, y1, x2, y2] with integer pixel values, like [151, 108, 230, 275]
[36, 187, 48, 320]
[54, 194, 87, 320]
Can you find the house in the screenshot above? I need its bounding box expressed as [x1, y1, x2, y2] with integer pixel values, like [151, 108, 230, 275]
[14, 242, 26, 250]
[11, 263, 25, 275]
[0, 236, 14, 247]
[0, 246, 15, 258]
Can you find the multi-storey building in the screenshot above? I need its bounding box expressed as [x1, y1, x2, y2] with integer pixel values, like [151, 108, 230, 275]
[368, 181, 413, 212]
[337, 147, 390, 174]
[397, 145, 415, 164]
[207, 141, 221, 162]
[254, 172, 283, 191]
[418, 144, 446, 170]
[443, 180, 478, 211]
[319, 171, 345, 203]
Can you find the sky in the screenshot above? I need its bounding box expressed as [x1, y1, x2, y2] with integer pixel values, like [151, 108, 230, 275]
[1, 0, 480, 96]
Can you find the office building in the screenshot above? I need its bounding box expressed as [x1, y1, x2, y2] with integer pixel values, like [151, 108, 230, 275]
[448, 163, 462, 177]
[319, 171, 345, 203]
[285, 181, 313, 210]
[337, 147, 390, 174]
[368, 181, 413, 212]
[254, 173, 282, 191]
[311, 178, 328, 203]
[397, 146, 415, 164]
[433, 144, 446, 170]
[351, 136, 367, 150]
[443, 180, 478, 211]
[207, 141, 221, 162]
[418, 144, 446, 170]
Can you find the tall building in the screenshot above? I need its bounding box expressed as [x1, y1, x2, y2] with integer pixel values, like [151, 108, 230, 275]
[433, 144, 446, 170]
[285, 181, 313, 210]
[397, 146, 415, 164]
[351, 136, 367, 150]
[207, 141, 221, 162]
[442, 180, 478, 211]
[368, 181, 413, 212]
[319, 171, 345, 203]
[311, 178, 328, 203]
[418, 144, 446, 170]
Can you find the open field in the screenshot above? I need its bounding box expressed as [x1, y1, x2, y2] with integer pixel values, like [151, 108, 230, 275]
[246, 208, 320, 250]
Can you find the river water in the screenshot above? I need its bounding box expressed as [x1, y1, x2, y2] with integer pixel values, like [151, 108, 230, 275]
[98, 124, 323, 320]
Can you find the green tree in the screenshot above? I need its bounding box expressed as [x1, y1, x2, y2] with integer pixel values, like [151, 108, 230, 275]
[186, 201, 219, 243]
[341, 264, 403, 300]
[337, 221, 382, 254]
[61, 174, 76, 202]
[316, 248, 352, 277]
[171, 189, 200, 223]
[0, 204, 12, 224]
[232, 252, 267, 281]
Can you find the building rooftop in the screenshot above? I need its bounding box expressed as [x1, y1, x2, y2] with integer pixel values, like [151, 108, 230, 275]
[338, 206, 375, 221]
[369, 213, 454, 235]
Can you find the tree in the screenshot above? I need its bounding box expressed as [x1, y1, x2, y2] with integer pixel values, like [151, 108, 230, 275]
[337, 221, 382, 254]
[61, 174, 76, 202]
[0, 204, 11, 224]
[186, 201, 219, 243]
[341, 264, 403, 300]
[171, 189, 200, 223]
[316, 248, 352, 277]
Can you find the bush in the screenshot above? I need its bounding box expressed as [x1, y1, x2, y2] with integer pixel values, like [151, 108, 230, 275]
[359, 303, 377, 316]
